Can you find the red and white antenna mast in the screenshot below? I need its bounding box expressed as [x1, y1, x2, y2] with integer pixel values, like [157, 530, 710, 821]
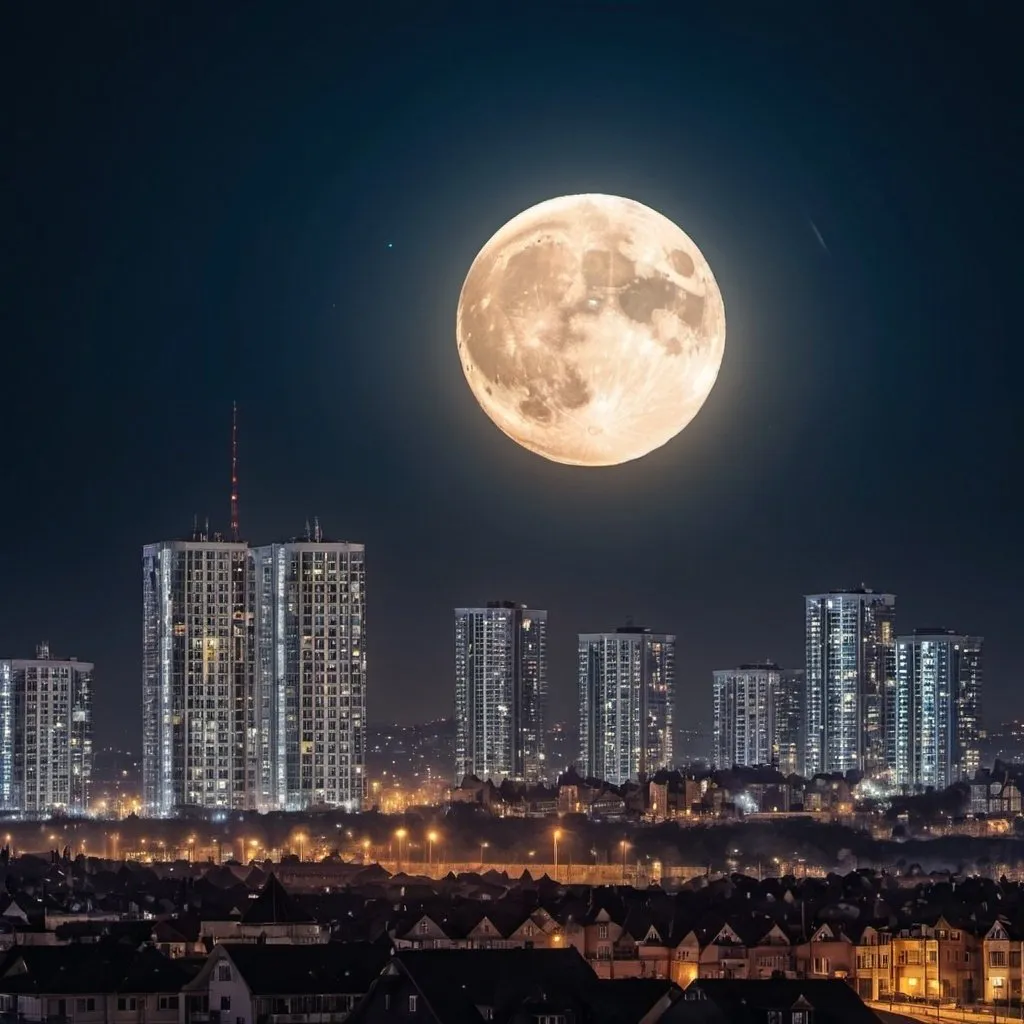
[230, 401, 240, 542]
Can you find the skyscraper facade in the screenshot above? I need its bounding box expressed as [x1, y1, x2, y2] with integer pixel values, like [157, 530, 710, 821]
[578, 625, 675, 785]
[253, 529, 366, 810]
[453, 602, 547, 784]
[712, 663, 778, 769]
[775, 668, 805, 775]
[0, 643, 93, 815]
[142, 532, 256, 815]
[804, 588, 896, 778]
[894, 629, 983, 790]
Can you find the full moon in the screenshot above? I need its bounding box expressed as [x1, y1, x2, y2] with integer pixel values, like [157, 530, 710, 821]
[456, 193, 726, 467]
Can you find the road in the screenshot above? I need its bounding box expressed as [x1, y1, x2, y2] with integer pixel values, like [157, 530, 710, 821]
[869, 1003, 1024, 1024]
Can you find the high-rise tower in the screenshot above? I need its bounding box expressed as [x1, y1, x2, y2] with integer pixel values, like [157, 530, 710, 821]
[712, 663, 778, 769]
[894, 629, 983, 789]
[0, 643, 93, 816]
[775, 668, 805, 776]
[804, 587, 895, 778]
[578, 625, 675, 784]
[142, 407, 256, 815]
[453, 602, 547, 783]
[142, 530, 255, 814]
[253, 523, 366, 810]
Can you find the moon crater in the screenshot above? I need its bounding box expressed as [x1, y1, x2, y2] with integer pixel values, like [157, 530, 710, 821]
[456, 193, 726, 467]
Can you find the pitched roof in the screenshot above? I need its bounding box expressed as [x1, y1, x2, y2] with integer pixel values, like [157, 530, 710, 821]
[383, 947, 598, 1022]
[678, 979, 879, 1024]
[0, 945, 194, 996]
[220, 943, 389, 996]
[239, 873, 315, 925]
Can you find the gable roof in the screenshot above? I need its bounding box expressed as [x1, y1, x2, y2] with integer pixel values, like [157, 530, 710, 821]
[366, 948, 598, 1023]
[0, 945, 195, 996]
[239, 874, 315, 925]
[219, 943, 390, 996]
[681, 979, 879, 1024]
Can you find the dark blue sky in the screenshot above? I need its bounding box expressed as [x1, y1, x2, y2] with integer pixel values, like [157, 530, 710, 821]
[5, 4, 1021, 748]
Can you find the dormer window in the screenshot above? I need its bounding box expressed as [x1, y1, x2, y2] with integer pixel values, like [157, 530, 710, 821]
[418, 920, 429, 934]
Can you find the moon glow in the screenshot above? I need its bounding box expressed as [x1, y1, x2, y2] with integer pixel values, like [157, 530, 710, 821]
[456, 193, 726, 467]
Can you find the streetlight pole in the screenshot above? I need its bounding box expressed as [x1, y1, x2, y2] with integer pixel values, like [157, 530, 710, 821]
[553, 829, 562, 878]
[480, 841, 488, 867]
[620, 840, 629, 882]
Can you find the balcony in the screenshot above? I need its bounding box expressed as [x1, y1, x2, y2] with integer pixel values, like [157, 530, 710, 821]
[259, 1014, 351, 1024]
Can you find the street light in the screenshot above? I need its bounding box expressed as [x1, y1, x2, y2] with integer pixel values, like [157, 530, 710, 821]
[294, 833, 306, 862]
[427, 831, 438, 867]
[395, 828, 407, 867]
[553, 829, 562, 875]
[480, 841, 489, 866]
[620, 839, 630, 881]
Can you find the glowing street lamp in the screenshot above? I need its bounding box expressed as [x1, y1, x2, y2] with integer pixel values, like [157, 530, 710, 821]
[620, 839, 630, 880]
[553, 829, 562, 874]
[294, 833, 307, 862]
[427, 831, 438, 867]
[480, 841, 489, 866]
[395, 828, 407, 867]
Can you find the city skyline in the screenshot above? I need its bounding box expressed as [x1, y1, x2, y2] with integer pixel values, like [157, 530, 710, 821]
[5, 6, 1020, 749]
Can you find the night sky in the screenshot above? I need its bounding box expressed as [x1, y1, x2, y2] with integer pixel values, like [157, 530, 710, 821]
[6, 4, 1022, 750]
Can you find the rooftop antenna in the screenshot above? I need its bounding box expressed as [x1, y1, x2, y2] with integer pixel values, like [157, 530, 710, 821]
[192, 513, 198, 539]
[304, 519, 312, 541]
[313, 516, 322, 543]
[204, 515, 210, 540]
[230, 401, 240, 542]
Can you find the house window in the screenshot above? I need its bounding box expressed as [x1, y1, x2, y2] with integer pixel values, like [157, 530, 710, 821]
[217, 964, 231, 981]
[598, 925, 608, 939]
[418, 920, 429, 934]
[792, 1013, 807, 1024]
[117, 999, 137, 1011]
[768, 1013, 783, 1024]
[159, 997, 179, 1010]
[76, 999, 96, 1012]
[409, 995, 418, 1012]
[220, 997, 231, 1011]
[812, 957, 830, 975]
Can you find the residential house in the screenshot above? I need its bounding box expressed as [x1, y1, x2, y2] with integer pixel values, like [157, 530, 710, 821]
[662, 978, 881, 1024]
[203, 875, 328, 946]
[0, 943, 197, 1024]
[795, 924, 854, 981]
[970, 772, 1022, 817]
[853, 926, 892, 1002]
[698, 922, 750, 980]
[347, 947, 676, 1023]
[183, 942, 390, 1024]
[889, 918, 979, 1002]
[982, 920, 1023, 1003]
